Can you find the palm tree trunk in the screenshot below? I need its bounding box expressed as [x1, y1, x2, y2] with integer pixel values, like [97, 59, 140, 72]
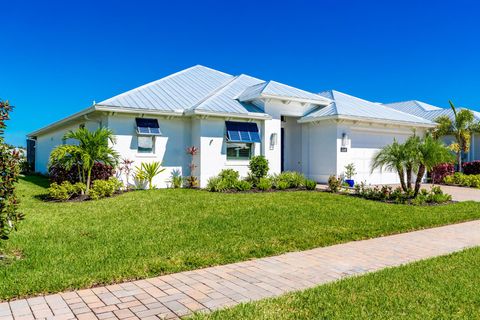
[414, 164, 426, 198]
[397, 167, 407, 192]
[458, 152, 462, 172]
[86, 169, 92, 193]
[406, 163, 413, 191]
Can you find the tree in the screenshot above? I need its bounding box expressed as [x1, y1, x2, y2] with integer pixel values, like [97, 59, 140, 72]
[49, 128, 119, 193]
[408, 135, 455, 197]
[433, 101, 480, 172]
[371, 139, 408, 192]
[0, 100, 24, 241]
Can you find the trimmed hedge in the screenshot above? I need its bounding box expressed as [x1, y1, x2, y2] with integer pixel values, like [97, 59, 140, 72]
[48, 162, 115, 184]
[463, 161, 480, 175]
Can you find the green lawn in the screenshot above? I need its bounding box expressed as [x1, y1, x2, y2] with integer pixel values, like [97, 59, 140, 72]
[192, 247, 480, 319]
[1, 175, 480, 301]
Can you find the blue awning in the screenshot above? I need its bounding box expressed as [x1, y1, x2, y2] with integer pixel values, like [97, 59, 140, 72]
[136, 118, 162, 135]
[225, 121, 261, 143]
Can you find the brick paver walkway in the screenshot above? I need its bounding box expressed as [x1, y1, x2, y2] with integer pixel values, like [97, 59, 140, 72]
[2, 220, 480, 320]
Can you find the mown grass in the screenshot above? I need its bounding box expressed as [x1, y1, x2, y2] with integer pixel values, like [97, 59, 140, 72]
[192, 247, 480, 319]
[1, 175, 480, 301]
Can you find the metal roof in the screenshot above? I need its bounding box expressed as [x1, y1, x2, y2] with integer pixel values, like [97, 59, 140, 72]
[98, 65, 234, 112]
[301, 90, 434, 125]
[384, 100, 480, 122]
[238, 80, 329, 104]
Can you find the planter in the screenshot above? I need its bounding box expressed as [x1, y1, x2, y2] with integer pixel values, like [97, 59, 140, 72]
[345, 179, 355, 187]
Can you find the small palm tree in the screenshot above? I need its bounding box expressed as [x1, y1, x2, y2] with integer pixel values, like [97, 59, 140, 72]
[412, 134, 455, 196]
[49, 128, 119, 193]
[135, 162, 165, 189]
[371, 139, 408, 192]
[433, 101, 480, 171]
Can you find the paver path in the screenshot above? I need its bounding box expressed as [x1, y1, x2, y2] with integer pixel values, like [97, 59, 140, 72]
[2, 220, 480, 320]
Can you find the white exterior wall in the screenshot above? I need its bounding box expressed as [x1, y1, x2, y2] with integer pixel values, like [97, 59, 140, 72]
[301, 121, 337, 182]
[34, 119, 102, 173]
[281, 117, 302, 172]
[194, 117, 262, 188]
[107, 114, 191, 189]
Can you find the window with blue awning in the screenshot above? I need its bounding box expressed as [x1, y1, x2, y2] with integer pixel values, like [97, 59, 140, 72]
[225, 121, 261, 143]
[136, 118, 162, 136]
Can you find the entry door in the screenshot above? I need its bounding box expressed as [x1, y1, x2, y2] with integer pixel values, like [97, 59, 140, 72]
[281, 128, 285, 172]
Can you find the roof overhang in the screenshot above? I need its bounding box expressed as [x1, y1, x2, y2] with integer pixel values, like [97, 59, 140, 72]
[298, 114, 437, 128]
[240, 94, 331, 106]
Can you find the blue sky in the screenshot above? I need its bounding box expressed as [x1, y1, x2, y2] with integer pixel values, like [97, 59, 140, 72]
[1, 0, 480, 146]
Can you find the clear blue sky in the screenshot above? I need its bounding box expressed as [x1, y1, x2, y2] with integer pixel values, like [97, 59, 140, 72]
[2, 0, 480, 146]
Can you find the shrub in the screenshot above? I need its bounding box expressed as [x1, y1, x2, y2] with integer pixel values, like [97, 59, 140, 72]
[304, 179, 317, 190]
[270, 171, 305, 189]
[431, 163, 455, 184]
[344, 163, 356, 180]
[248, 156, 269, 183]
[444, 172, 480, 188]
[218, 169, 240, 186]
[235, 180, 252, 191]
[48, 181, 86, 201]
[48, 162, 115, 184]
[206, 177, 229, 192]
[257, 177, 272, 191]
[327, 175, 342, 193]
[276, 181, 289, 190]
[89, 178, 122, 200]
[169, 170, 183, 189]
[463, 161, 480, 175]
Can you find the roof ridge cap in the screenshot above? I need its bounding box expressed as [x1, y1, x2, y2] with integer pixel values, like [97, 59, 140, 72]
[190, 76, 240, 111]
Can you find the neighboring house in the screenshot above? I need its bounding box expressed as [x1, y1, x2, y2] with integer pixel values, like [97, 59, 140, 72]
[28, 65, 437, 188]
[385, 100, 480, 162]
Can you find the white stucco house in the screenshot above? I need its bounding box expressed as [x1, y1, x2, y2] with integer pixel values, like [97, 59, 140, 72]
[28, 65, 475, 188]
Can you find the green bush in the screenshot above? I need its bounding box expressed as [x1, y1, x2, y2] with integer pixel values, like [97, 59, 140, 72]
[248, 156, 269, 184]
[206, 170, 242, 192]
[276, 181, 289, 190]
[235, 180, 252, 191]
[257, 177, 273, 191]
[327, 175, 342, 193]
[443, 172, 480, 188]
[304, 179, 317, 190]
[89, 178, 122, 200]
[270, 171, 305, 189]
[48, 181, 86, 201]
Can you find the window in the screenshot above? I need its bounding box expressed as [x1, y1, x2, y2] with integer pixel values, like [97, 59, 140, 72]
[225, 121, 260, 161]
[227, 143, 252, 160]
[136, 118, 161, 135]
[135, 118, 161, 154]
[138, 136, 154, 153]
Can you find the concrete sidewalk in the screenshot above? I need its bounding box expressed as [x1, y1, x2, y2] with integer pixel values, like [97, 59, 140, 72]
[2, 220, 480, 320]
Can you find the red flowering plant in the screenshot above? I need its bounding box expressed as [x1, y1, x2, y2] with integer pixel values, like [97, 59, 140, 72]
[0, 100, 24, 243]
[430, 163, 455, 184]
[185, 146, 199, 188]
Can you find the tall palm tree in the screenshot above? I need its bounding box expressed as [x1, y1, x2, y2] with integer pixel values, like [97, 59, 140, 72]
[49, 128, 119, 192]
[371, 139, 408, 192]
[412, 134, 455, 197]
[433, 101, 480, 172]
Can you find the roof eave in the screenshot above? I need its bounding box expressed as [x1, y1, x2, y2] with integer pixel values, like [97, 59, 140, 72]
[298, 115, 436, 128]
[27, 106, 96, 138]
[240, 94, 331, 106]
[94, 104, 184, 116]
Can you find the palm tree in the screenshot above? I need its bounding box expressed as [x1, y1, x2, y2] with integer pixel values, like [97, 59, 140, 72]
[135, 162, 165, 189]
[49, 128, 119, 193]
[433, 101, 480, 172]
[411, 134, 455, 197]
[371, 139, 408, 192]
